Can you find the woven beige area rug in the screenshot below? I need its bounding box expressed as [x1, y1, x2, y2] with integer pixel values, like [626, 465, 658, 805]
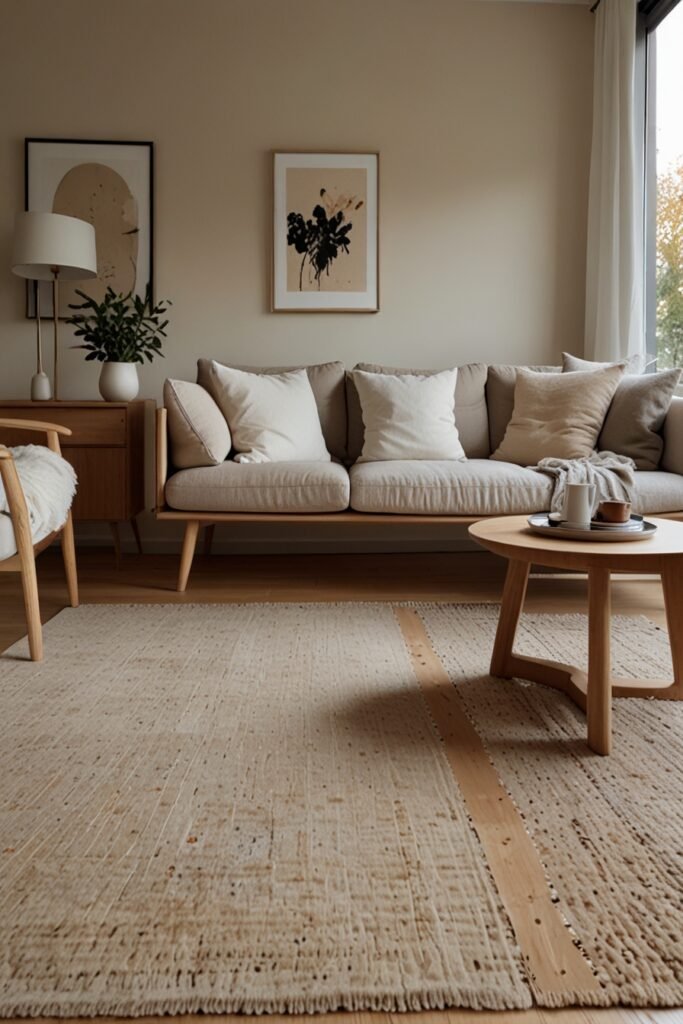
[0, 602, 682, 1016]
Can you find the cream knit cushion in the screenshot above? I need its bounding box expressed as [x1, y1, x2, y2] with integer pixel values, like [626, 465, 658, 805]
[164, 379, 231, 468]
[352, 368, 466, 463]
[209, 363, 330, 463]
[491, 364, 625, 465]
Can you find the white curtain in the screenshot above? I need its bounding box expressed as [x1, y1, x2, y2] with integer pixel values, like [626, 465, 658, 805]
[584, 0, 644, 363]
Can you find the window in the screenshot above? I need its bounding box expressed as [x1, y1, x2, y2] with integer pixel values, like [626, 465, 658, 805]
[641, 0, 683, 368]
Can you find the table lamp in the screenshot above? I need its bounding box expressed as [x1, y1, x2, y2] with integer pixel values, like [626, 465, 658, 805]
[11, 211, 97, 400]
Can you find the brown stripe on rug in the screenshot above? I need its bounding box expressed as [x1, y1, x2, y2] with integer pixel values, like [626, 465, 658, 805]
[0, 603, 532, 1018]
[418, 602, 683, 1008]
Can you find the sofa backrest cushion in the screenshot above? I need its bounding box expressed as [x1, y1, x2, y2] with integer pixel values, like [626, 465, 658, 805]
[486, 364, 561, 452]
[164, 379, 231, 469]
[346, 362, 490, 462]
[197, 359, 347, 461]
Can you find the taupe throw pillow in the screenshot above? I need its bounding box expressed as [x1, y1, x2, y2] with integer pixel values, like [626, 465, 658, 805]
[491, 364, 625, 465]
[562, 353, 681, 470]
[164, 379, 231, 468]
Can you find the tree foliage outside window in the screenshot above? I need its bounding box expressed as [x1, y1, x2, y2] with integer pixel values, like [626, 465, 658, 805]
[656, 161, 683, 369]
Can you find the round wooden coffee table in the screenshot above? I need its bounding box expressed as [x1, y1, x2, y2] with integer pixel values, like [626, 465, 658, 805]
[469, 515, 683, 755]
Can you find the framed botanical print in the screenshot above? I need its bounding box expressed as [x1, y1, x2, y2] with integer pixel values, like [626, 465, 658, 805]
[25, 138, 154, 318]
[272, 151, 379, 312]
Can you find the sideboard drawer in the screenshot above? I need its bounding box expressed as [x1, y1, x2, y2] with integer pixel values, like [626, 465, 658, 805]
[0, 405, 127, 446]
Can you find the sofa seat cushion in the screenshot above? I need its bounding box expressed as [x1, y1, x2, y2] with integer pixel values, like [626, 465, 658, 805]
[350, 459, 553, 515]
[632, 471, 683, 514]
[166, 461, 350, 514]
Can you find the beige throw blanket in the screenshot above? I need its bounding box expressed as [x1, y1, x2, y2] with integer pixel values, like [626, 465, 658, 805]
[534, 452, 635, 516]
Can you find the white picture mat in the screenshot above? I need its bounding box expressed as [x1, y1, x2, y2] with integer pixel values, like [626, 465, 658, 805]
[26, 140, 152, 317]
[273, 152, 378, 311]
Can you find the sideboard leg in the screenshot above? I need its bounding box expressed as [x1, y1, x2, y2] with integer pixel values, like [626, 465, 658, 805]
[490, 559, 530, 678]
[587, 567, 612, 755]
[178, 520, 200, 593]
[109, 521, 121, 568]
[130, 515, 143, 555]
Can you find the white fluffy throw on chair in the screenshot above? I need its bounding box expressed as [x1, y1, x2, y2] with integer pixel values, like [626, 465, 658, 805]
[0, 444, 77, 538]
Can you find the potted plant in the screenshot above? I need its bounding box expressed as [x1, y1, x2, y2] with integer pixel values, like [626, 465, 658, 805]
[67, 284, 170, 402]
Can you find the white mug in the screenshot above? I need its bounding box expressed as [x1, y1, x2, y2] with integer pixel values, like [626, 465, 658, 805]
[562, 483, 596, 527]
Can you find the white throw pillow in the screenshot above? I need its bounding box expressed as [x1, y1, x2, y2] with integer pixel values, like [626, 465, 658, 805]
[209, 362, 331, 463]
[351, 368, 466, 462]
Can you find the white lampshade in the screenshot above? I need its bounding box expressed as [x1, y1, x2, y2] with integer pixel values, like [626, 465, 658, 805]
[11, 211, 97, 281]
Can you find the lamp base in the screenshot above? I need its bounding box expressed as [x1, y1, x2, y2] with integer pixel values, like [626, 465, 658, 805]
[31, 371, 52, 401]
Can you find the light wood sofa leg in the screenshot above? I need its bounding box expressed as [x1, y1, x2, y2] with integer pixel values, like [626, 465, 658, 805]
[61, 512, 79, 608]
[178, 521, 200, 592]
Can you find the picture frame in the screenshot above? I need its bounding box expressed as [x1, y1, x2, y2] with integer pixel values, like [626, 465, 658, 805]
[24, 138, 154, 319]
[272, 151, 379, 313]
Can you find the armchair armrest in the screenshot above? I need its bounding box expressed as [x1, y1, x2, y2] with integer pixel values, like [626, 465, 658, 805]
[0, 417, 72, 435]
[662, 396, 683, 476]
[156, 407, 168, 510]
[0, 417, 72, 456]
[0, 447, 11, 460]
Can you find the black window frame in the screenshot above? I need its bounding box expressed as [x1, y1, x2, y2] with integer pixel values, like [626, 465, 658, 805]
[638, 0, 682, 365]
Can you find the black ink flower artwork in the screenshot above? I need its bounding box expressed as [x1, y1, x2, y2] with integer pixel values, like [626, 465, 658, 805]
[287, 187, 364, 290]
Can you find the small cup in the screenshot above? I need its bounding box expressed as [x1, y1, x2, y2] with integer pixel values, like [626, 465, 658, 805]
[596, 500, 632, 524]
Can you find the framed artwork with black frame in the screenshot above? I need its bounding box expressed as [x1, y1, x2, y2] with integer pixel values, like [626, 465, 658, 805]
[24, 138, 154, 319]
[272, 151, 379, 312]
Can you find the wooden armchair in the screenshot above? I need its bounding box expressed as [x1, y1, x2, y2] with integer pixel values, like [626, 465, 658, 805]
[0, 419, 78, 661]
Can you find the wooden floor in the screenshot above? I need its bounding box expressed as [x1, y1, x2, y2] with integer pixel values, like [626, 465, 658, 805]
[0, 549, 678, 1024]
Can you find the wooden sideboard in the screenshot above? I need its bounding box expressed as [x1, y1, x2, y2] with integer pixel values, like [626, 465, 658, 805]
[0, 400, 146, 560]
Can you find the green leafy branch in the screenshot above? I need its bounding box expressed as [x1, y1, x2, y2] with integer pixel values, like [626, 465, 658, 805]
[67, 284, 170, 364]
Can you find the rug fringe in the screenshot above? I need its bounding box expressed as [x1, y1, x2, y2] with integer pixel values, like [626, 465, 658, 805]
[0, 982, 533, 1018]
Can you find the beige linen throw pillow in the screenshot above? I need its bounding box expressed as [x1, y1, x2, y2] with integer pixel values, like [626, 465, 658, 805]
[164, 379, 231, 468]
[209, 362, 331, 463]
[491, 364, 625, 465]
[562, 353, 681, 470]
[352, 368, 466, 462]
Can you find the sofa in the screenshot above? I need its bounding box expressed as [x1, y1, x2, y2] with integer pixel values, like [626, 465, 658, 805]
[155, 360, 683, 590]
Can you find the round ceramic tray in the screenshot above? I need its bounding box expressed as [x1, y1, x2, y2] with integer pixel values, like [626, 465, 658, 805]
[527, 512, 657, 543]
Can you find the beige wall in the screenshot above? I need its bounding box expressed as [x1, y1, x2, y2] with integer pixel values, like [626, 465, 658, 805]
[0, 0, 594, 551]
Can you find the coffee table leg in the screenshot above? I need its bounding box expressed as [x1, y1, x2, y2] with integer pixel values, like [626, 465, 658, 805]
[490, 559, 530, 678]
[587, 567, 612, 755]
[662, 561, 683, 695]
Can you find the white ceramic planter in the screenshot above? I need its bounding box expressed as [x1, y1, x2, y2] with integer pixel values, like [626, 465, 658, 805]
[99, 362, 139, 402]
